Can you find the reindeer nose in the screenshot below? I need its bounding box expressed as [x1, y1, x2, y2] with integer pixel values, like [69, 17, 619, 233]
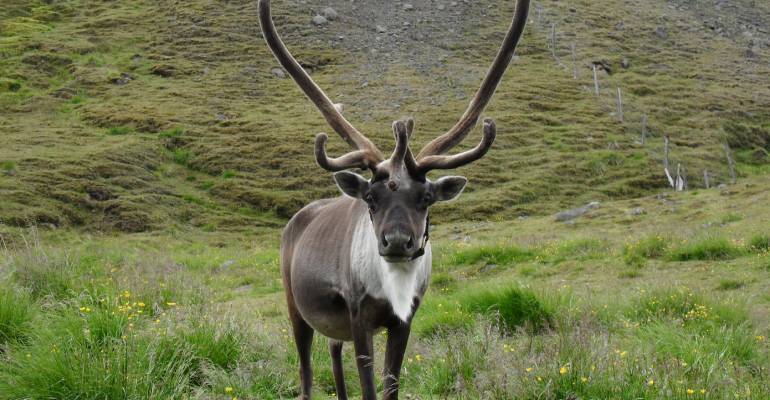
[382, 231, 414, 253]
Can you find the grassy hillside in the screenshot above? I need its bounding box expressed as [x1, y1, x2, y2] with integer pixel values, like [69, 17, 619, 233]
[2, 0, 768, 232]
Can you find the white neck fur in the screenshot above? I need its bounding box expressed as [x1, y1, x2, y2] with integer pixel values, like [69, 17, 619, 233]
[349, 213, 431, 322]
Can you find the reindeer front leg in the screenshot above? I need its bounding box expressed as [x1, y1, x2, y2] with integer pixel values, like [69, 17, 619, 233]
[351, 308, 377, 400]
[382, 321, 411, 400]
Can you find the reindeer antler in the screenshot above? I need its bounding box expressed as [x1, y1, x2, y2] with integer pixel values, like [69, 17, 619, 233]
[414, 0, 530, 173]
[258, 0, 383, 171]
[258, 0, 529, 175]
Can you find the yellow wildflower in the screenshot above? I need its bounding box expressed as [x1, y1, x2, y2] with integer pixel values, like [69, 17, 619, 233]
[525, 367, 533, 373]
[225, 387, 233, 393]
[648, 379, 654, 386]
[559, 366, 568, 375]
[686, 388, 694, 395]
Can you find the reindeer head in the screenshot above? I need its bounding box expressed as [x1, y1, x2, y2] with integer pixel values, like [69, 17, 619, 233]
[258, 0, 529, 261]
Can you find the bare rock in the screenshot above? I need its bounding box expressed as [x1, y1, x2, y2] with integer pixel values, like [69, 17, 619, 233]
[620, 57, 630, 69]
[322, 7, 338, 21]
[555, 201, 600, 222]
[311, 15, 328, 26]
[150, 64, 175, 77]
[111, 72, 133, 85]
[655, 26, 668, 39]
[271, 67, 286, 79]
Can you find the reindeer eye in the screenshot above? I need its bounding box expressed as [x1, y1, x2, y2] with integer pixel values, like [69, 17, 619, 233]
[364, 193, 377, 212]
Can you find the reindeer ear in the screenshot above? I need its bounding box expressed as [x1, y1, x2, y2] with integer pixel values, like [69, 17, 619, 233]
[432, 176, 467, 202]
[334, 171, 370, 198]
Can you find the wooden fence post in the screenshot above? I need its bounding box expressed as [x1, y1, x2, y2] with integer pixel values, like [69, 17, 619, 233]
[703, 169, 710, 188]
[593, 65, 600, 95]
[616, 87, 623, 122]
[663, 135, 674, 187]
[675, 163, 686, 191]
[640, 114, 647, 145]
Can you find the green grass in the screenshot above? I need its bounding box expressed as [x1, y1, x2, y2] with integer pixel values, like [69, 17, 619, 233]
[717, 279, 747, 291]
[0, 314, 196, 399]
[158, 127, 184, 138]
[459, 286, 554, 333]
[106, 126, 132, 135]
[748, 234, 770, 253]
[172, 149, 192, 166]
[667, 237, 745, 261]
[623, 234, 669, 266]
[1, 212, 770, 398]
[182, 321, 242, 371]
[0, 161, 15, 172]
[0, 287, 35, 346]
[444, 244, 534, 266]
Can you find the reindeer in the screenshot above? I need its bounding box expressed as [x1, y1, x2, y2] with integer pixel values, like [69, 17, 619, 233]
[257, 0, 530, 398]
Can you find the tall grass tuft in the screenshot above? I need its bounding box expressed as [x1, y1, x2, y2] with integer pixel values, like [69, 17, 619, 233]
[0, 287, 35, 345]
[667, 237, 744, 261]
[446, 244, 535, 266]
[623, 234, 668, 266]
[748, 234, 770, 253]
[0, 314, 195, 399]
[460, 286, 553, 333]
[626, 286, 748, 327]
[183, 320, 242, 371]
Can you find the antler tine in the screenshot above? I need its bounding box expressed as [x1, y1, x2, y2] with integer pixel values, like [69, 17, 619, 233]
[315, 133, 380, 171]
[400, 118, 420, 177]
[390, 121, 409, 165]
[258, 0, 384, 162]
[416, 0, 530, 160]
[416, 119, 496, 172]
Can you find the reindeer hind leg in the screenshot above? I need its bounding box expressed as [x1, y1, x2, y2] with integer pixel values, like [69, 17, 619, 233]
[329, 339, 348, 400]
[288, 304, 314, 399]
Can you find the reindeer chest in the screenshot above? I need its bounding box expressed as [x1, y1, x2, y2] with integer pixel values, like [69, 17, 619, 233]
[349, 216, 432, 322]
